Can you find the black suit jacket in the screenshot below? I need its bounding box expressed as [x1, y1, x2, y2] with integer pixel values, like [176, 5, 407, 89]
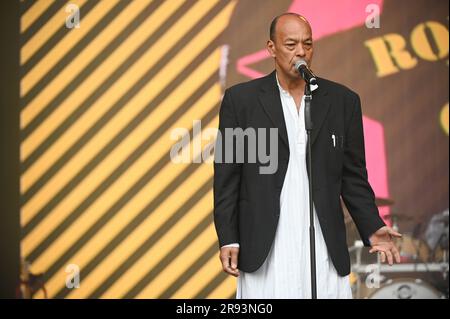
[213, 71, 385, 276]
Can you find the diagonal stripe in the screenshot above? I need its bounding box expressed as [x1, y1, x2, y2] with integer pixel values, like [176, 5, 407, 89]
[121, 209, 213, 299]
[207, 276, 237, 299]
[83, 162, 214, 299]
[20, 0, 189, 181]
[20, 0, 150, 103]
[21, 0, 121, 107]
[20, 0, 217, 197]
[169, 253, 223, 299]
[20, 1, 222, 227]
[19, 0, 239, 301]
[160, 243, 218, 299]
[20, 0, 188, 145]
[44, 115, 219, 298]
[21, 0, 87, 65]
[20, 2, 226, 219]
[20, 0, 186, 180]
[20, 0, 36, 16]
[134, 223, 218, 299]
[28, 103, 219, 297]
[195, 271, 229, 299]
[20, 1, 100, 77]
[56, 107, 219, 299]
[69, 185, 214, 298]
[20, 0, 55, 33]
[20, 0, 164, 138]
[99, 152, 212, 298]
[21, 52, 221, 260]
[24, 69, 219, 263]
[21, 0, 63, 46]
[23, 80, 220, 280]
[56, 162, 212, 299]
[20, 25, 229, 260]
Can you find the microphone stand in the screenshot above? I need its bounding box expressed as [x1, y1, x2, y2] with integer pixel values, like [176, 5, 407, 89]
[304, 80, 317, 299]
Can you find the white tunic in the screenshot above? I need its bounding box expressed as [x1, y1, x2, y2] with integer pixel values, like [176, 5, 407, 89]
[235, 75, 352, 299]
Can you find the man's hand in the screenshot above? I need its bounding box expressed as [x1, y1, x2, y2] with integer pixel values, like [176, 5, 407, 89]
[220, 247, 240, 277]
[369, 226, 402, 265]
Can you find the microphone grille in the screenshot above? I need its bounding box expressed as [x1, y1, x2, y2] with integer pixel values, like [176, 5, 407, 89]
[294, 59, 307, 69]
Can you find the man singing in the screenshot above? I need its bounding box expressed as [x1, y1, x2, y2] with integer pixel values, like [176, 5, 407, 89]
[213, 13, 401, 299]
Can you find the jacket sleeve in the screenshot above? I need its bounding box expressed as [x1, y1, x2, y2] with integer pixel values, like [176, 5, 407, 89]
[341, 93, 386, 247]
[213, 89, 242, 248]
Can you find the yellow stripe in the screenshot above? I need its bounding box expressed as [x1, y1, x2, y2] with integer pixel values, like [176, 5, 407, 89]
[171, 258, 222, 299]
[21, 0, 56, 33]
[20, 0, 173, 135]
[21, 0, 153, 97]
[46, 115, 215, 297]
[207, 276, 237, 299]
[21, 0, 87, 65]
[21, 52, 220, 261]
[21, 0, 222, 224]
[70, 186, 214, 298]
[20, 0, 184, 151]
[26, 85, 217, 291]
[46, 114, 217, 296]
[21, 0, 216, 196]
[135, 224, 217, 299]
[21, 0, 238, 300]
[94, 118, 216, 299]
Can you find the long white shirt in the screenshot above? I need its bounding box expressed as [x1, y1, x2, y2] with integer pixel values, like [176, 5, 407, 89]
[235, 75, 352, 299]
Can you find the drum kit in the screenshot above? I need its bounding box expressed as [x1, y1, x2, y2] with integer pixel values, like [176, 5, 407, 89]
[345, 199, 449, 299]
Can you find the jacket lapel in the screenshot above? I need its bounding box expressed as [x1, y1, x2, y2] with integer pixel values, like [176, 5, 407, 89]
[309, 80, 330, 146]
[257, 72, 331, 150]
[258, 71, 289, 149]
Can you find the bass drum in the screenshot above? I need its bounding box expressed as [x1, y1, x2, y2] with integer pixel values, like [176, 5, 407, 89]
[369, 278, 443, 299]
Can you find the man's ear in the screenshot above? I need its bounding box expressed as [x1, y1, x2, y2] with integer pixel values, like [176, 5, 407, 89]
[267, 40, 276, 58]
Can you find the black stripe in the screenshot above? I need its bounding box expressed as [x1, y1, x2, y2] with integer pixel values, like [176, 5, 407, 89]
[20, 0, 99, 78]
[21, 1, 226, 232]
[20, 0, 163, 128]
[20, 0, 192, 176]
[194, 271, 230, 299]
[124, 215, 214, 298]
[21, 27, 220, 241]
[158, 242, 218, 298]
[21, 0, 65, 44]
[23, 47, 219, 260]
[20, 0, 38, 17]
[92, 182, 214, 299]
[56, 176, 213, 298]
[24, 66, 218, 265]
[51, 104, 218, 298]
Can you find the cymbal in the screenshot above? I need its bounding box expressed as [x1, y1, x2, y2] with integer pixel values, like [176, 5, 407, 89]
[375, 197, 395, 207]
[384, 212, 415, 222]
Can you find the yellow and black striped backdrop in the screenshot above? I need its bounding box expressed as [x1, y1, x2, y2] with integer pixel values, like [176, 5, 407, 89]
[20, 0, 237, 299]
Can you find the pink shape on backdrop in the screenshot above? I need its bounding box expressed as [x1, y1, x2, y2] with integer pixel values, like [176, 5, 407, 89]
[363, 117, 391, 225]
[287, 0, 384, 40]
[235, 0, 391, 224]
[237, 0, 384, 79]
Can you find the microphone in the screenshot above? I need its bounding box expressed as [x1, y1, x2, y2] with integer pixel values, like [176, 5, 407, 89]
[294, 59, 317, 86]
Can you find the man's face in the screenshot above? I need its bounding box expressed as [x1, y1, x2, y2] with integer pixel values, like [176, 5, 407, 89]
[267, 16, 314, 80]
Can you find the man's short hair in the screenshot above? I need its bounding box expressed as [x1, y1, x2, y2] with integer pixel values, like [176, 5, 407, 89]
[269, 13, 310, 42]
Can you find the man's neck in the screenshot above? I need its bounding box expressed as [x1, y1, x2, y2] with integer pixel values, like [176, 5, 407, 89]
[276, 68, 306, 96]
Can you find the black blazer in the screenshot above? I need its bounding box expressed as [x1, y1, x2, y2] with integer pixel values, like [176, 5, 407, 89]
[213, 71, 385, 276]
